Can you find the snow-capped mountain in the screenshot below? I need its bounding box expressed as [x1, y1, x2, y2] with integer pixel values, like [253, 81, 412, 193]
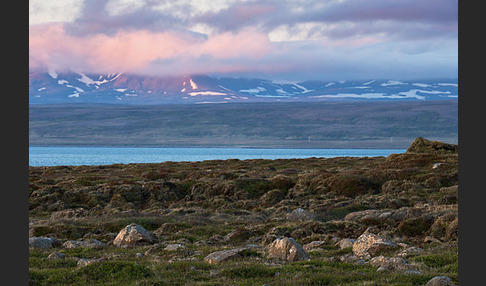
[29, 70, 458, 104]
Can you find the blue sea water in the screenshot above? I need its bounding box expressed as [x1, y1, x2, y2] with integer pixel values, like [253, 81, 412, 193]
[29, 146, 405, 167]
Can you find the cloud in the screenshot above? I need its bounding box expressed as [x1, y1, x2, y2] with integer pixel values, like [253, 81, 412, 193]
[29, 0, 458, 80]
[29, 23, 273, 76]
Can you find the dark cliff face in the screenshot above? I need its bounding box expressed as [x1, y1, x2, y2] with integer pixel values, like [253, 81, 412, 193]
[406, 137, 458, 154]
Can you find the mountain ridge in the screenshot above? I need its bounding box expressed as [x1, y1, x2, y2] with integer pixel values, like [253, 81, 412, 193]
[29, 70, 458, 105]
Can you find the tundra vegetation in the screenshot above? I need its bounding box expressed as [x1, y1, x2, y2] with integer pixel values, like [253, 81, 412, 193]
[29, 137, 458, 285]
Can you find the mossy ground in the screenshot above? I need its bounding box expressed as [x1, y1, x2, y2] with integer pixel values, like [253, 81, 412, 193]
[29, 139, 458, 285]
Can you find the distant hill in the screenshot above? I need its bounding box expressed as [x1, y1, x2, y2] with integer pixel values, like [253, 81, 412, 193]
[29, 101, 458, 148]
[29, 70, 458, 105]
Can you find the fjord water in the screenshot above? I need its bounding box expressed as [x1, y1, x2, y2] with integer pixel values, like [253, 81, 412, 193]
[29, 146, 405, 167]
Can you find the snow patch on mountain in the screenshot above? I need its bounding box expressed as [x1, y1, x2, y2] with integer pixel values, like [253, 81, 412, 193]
[76, 72, 120, 86]
[77, 73, 97, 86]
[239, 87, 266, 93]
[438, 83, 458, 87]
[399, 89, 451, 98]
[195, 101, 228, 104]
[188, 91, 227, 96]
[309, 93, 386, 99]
[381, 80, 406, 86]
[66, 85, 85, 93]
[189, 78, 198, 90]
[412, 83, 432, 88]
[293, 83, 313, 94]
[48, 68, 58, 79]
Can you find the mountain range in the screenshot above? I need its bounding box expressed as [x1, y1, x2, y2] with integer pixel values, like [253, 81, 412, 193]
[29, 70, 458, 105]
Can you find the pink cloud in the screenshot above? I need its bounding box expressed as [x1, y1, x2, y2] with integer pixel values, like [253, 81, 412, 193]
[194, 28, 272, 59]
[29, 23, 273, 75]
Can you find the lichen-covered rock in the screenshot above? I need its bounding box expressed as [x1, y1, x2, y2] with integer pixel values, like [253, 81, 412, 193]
[29, 237, 54, 249]
[425, 276, 456, 286]
[204, 244, 261, 264]
[369, 255, 412, 270]
[267, 237, 310, 262]
[352, 233, 398, 259]
[62, 239, 106, 249]
[113, 223, 155, 247]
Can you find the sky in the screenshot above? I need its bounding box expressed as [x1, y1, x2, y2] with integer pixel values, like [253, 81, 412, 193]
[29, 0, 458, 81]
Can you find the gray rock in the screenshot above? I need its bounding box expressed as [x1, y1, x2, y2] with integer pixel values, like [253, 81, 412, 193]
[267, 237, 310, 262]
[425, 276, 455, 286]
[352, 233, 398, 259]
[29, 237, 54, 249]
[164, 243, 186, 251]
[113, 223, 155, 247]
[204, 244, 261, 264]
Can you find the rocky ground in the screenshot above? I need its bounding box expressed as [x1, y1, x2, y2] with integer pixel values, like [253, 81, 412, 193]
[29, 137, 458, 285]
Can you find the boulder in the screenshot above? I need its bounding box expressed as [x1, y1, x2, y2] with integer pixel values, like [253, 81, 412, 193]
[29, 237, 54, 249]
[369, 255, 412, 270]
[113, 223, 155, 247]
[267, 237, 310, 262]
[204, 244, 261, 264]
[62, 239, 106, 249]
[352, 233, 398, 259]
[425, 276, 455, 286]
